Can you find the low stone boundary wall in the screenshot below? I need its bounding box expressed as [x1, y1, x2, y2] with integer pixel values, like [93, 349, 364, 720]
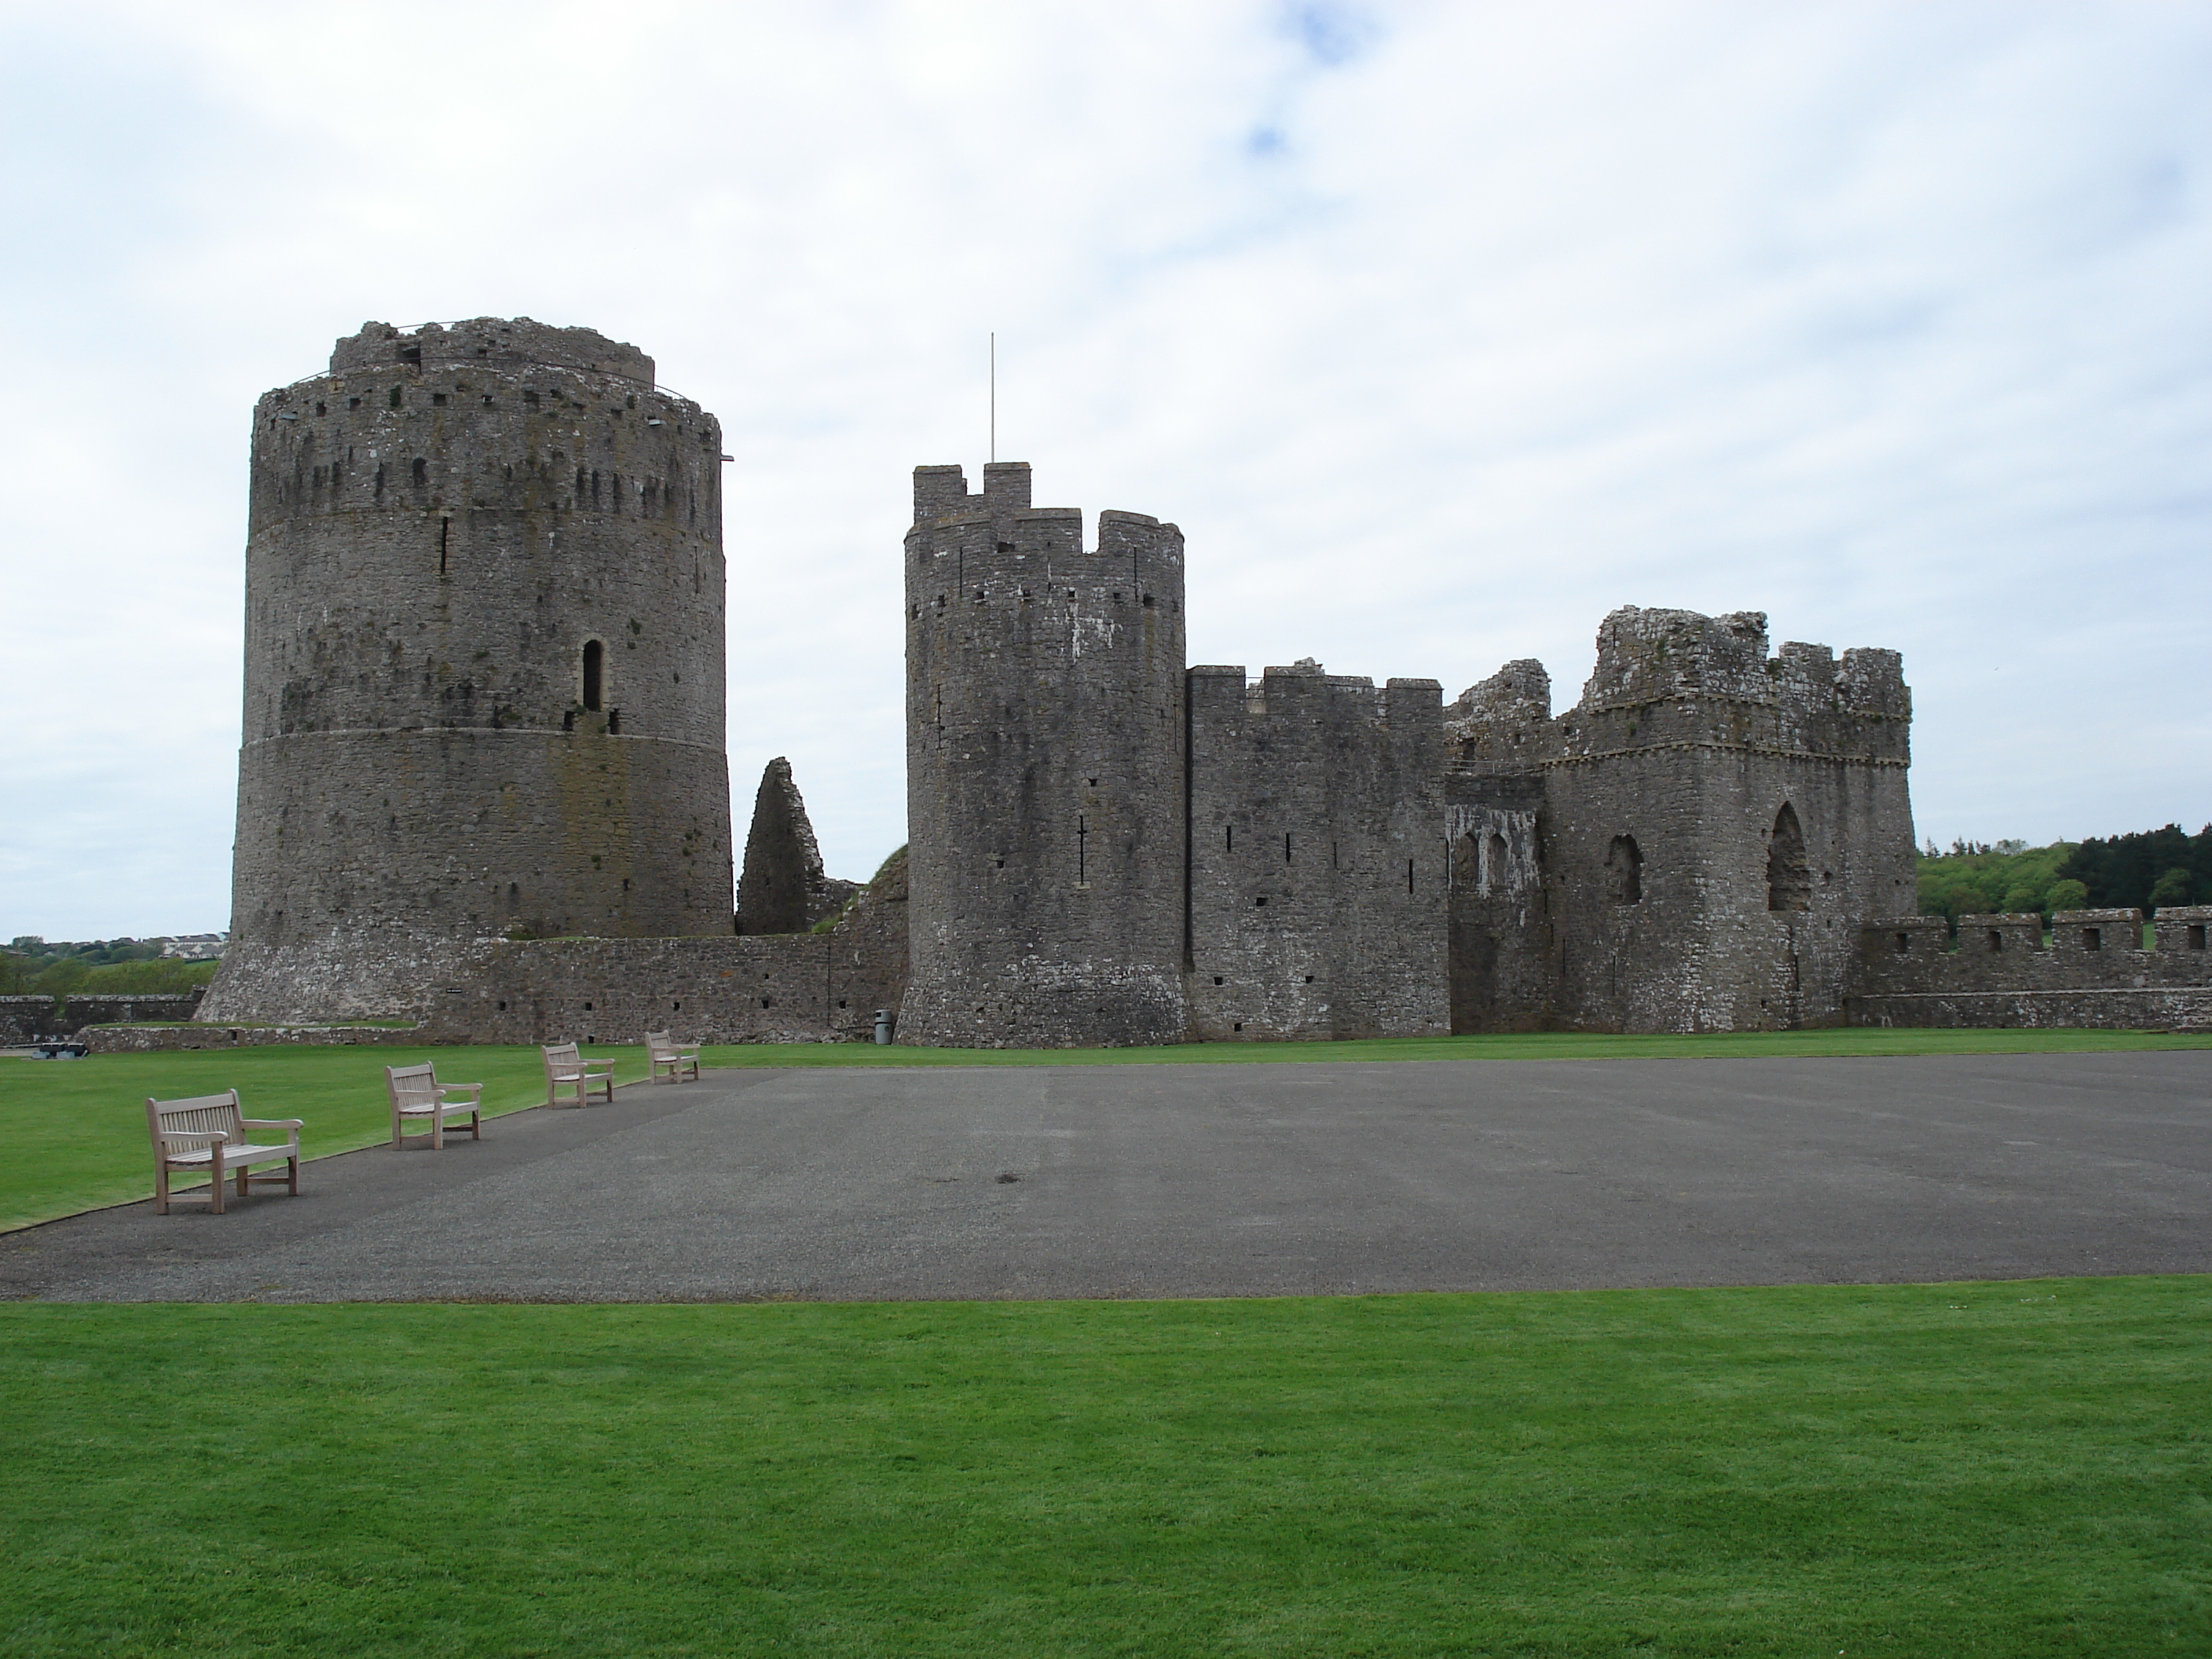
[1846, 988, 2212, 1031]
[83, 1024, 427, 1053]
[3, 991, 207, 1042]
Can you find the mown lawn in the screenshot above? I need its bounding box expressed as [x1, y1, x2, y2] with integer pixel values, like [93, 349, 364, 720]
[5, 1027, 2208, 1233]
[1, 1277, 2205, 1656]
[0, 1045, 650, 1234]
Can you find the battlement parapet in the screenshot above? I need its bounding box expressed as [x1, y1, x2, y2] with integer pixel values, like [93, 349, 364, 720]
[330, 317, 654, 384]
[2155, 906, 2212, 953]
[1578, 607, 1772, 708]
[911, 460, 1032, 524]
[1848, 907, 2212, 1008]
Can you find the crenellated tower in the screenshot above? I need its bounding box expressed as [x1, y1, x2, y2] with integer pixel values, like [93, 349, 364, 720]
[901, 463, 1188, 1046]
[202, 317, 733, 1022]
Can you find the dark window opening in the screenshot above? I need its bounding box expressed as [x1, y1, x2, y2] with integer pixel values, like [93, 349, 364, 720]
[348, 397, 361, 409]
[1606, 835, 1643, 904]
[562, 709, 575, 731]
[2082, 928, 2102, 951]
[315, 401, 327, 417]
[438, 516, 450, 577]
[1213, 976, 1224, 985]
[2190, 925, 2207, 950]
[606, 709, 621, 734]
[1225, 825, 1234, 852]
[1987, 929, 2004, 952]
[398, 344, 422, 366]
[431, 392, 448, 406]
[1142, 594, 1155, 607]
[389, 386, 402, 408]
[1254, 895, 1268, 906]
[761, 997, 774, 1009]
[1232, 1022, 1243, 1032]
[1406, 859, 1415, 893]
[410, 456, 427, 488]
[583, 1002, 593, 1011]
[582, 640, 603, 711]
[1076, 815, 1088, 884]
[1303, 975, 1314, 983]
[1488, 831, 1509, 889]
[1767, 804, 1811, 911]
[1893, 932, 1911, 954]
[1284, 833, 1292, 862]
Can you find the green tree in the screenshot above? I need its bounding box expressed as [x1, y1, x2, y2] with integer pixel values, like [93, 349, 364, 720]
[2046, 879, 2089, 913]
[2148, 867, 2194, 913]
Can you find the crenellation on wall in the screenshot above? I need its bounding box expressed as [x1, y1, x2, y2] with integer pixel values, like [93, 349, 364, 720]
[901, 464, 1188, 1047]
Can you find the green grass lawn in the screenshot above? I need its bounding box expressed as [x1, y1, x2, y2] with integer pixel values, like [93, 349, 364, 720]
[5, 1028, 2207, 1235]
[0, 1045, 651, 1234]
[1, 1277, 2204, 1656]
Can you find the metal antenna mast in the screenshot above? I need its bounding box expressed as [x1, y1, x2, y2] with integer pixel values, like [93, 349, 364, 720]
[989, 331, 996, 463]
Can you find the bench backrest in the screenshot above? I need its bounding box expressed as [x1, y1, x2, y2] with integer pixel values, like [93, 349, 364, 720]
[148, 1090, 244, 1152]
[645, 1030, 676, 1057]
[386, 1063, 439, 1110]
[542, 1042, 581, 1077]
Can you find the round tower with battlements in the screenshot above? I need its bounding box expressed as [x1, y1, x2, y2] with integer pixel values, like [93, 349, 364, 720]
[902, 462, 1188, 1046]
[200, 317, 732, 1022]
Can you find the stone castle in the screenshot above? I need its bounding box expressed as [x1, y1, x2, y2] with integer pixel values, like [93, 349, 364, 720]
[195, 319, 2212, 1046]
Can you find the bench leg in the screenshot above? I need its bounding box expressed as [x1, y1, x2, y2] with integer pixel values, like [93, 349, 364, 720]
[209, 1156, 225, 1215]
[155, 1163, 170, 1216]
[430, 1114, 444, 1152]
[287, 1155, 299, 1196]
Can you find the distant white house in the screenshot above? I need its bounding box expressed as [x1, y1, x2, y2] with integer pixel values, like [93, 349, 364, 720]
[157, 933, 227, 961]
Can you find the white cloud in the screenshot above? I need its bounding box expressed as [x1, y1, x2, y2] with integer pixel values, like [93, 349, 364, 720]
[2, 0, 2206, 936]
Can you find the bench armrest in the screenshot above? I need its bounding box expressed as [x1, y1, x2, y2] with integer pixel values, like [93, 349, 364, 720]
[158, 1130, 227, 1148]
[240, 1118, 306, 1132]
[436, 1084, 485, 1102]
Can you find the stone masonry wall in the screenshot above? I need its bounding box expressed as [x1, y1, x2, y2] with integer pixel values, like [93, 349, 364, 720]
[1452, 609, 1917, 1032]
[901, 463, 1188, 1047]
[204, 318, 733, 1024]
[1185, 663, 1448, 1040]
[1846, 906, 2212, 1027]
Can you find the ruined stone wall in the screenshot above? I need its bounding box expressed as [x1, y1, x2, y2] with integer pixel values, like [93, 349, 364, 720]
[901, 464, 1188, 1047]
[204, 319, 733, 1024]
[412, 849, 909, 1044]
[1185, 665, 1448, 1040]
[1443, 610, 1916, 1032]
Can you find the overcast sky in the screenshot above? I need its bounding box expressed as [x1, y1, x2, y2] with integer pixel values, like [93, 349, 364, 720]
[3, 0, 2206, 940]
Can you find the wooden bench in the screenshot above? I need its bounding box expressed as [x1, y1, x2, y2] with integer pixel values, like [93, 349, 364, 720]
[147, 1091, 304, 1215]
[542, 1042, 614, 1107]
[646, 1030, 701, 1083]
[385, 1063, 485, 1150]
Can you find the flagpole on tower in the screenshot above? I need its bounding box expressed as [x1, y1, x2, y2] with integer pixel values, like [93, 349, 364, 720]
[989, 331, 995, 464]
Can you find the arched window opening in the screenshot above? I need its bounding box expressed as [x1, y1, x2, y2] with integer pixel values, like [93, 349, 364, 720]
[1486, 832, 1509, 892]
[1606, 835, 1642, 905]
[1767, 804, 1811, 911]
[581, 640, 604, 712]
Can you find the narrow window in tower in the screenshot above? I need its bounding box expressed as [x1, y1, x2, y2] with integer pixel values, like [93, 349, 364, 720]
[1225, 825, 1234, 853]
[1284, 833, 1292, 862]
[1407, 859, 1415, 893]
[1076, 815, 1088, 885]
[1767, 804, 1811, 911]
[411, 457, 427, 489]
[389, 386, 402, 408]
[1606, 835, 1642, 904]
[582, 641, 604, 712]
[438, 517, 450, 577]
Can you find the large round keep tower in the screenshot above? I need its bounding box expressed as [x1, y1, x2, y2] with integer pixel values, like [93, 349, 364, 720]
[902, 462, 1188, 1046]
[201, 318, 732, 1022]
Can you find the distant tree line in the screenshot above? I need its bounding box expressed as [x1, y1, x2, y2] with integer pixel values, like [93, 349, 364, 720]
[0, 938, 222, 998]
[1917, 824, 2212, 925]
